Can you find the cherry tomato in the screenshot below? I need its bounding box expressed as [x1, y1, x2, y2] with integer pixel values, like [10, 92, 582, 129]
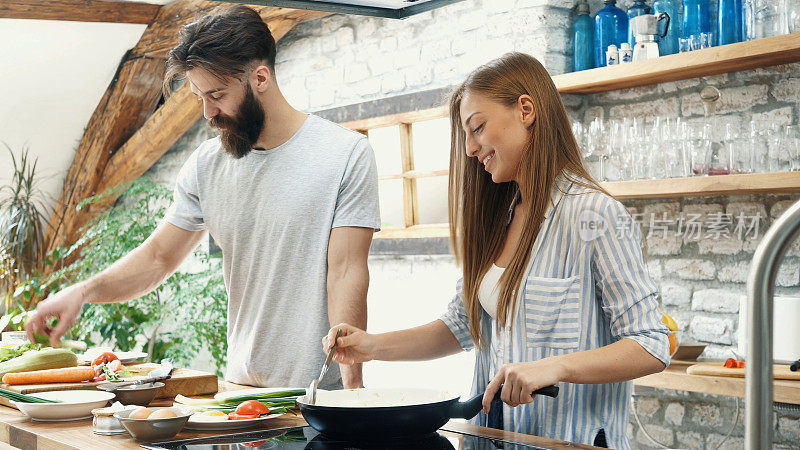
[235, 400, 270, 416]
[228, 412, 260, 420]
[92, 352, 118, 366]
[724, 358, 737, 368]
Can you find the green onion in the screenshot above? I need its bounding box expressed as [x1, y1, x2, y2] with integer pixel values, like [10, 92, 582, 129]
[175, 390, 305, 409]
[0, 388, 61, 403]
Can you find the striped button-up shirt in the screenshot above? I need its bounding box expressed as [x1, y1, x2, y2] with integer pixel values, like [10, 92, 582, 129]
[440, 178, 670, 450]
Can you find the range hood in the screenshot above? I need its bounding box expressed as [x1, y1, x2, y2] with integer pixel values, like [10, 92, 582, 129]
[221, 0, 466, 18]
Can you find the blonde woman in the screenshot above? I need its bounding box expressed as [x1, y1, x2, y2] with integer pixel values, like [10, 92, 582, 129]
[324, 52, 669, 449]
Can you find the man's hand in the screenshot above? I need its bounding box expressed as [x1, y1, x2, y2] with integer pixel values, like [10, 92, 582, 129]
[25, 223, 205, 347]
[25, 283, 88, 346]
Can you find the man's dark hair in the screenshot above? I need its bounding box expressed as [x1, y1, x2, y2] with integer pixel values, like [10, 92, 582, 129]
[163, 5, 277, 96]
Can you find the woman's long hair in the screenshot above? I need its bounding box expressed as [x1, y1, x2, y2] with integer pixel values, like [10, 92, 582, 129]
[448, 52, 603, 348]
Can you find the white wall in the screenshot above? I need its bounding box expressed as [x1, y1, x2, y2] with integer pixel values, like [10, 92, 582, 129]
[0, 19, 146, 215]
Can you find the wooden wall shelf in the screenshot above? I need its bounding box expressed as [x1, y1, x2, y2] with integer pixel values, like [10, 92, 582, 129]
[602, 171, 800, 200]
[553, 33, 800, 94]
[635, 360, 800, 404]
[372, 172, 800, 239]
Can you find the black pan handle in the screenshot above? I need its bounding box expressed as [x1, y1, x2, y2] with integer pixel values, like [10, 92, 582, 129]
[450, 384, 559, 420]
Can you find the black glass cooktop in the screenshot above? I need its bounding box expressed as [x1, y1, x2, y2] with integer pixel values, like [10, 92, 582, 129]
[141, 425, 550, 450]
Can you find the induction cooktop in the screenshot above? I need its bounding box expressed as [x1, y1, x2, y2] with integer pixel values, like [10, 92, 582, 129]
[141, 425, 550, 450]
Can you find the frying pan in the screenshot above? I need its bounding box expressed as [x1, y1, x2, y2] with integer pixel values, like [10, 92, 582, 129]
[297, 385, 559, 440]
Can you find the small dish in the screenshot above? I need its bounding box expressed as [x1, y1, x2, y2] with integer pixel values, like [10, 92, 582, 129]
[108, 382, 164, 406]
[115, 406, 192, 441]
[185, 412, 285, 431]
[12, 390, 115, 422]
[673, 342, 707, 361]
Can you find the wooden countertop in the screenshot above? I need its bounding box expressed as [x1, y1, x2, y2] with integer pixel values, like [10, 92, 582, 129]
[634, 360, 800, 404]
[0, 380, 601, 450]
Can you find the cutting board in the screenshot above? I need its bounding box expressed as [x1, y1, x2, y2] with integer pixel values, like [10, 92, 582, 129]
[0, 363, 218, 409]
[686, 363, 800, 380]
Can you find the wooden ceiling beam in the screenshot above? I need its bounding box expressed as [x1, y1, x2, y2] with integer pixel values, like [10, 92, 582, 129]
[0, 0, 161, 24]
[44, 1, 328, 253]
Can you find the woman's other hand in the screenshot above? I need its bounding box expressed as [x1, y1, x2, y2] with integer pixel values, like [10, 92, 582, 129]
[323, 323, 378, 365]
[482, 358, 569, 413]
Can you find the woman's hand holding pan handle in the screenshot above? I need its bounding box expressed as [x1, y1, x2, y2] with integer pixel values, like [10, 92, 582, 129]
[482, 358, 566, 413]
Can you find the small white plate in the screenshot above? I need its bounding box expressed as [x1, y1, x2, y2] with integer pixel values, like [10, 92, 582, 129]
[12, 390, 115, 422]
[213, 387, 300, 401]
[185, 412, 284, 431]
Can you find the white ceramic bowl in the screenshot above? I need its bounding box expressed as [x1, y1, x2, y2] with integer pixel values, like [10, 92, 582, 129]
[12, 390, 116, 422]
[114, 407, 193, 441]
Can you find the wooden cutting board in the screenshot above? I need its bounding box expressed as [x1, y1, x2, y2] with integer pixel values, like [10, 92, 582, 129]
[686, 363, 800, 380]
[0, 363, 218, 409]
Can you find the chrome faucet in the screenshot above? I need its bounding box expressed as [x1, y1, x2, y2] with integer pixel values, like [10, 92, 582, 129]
[746, 198, 800, 449]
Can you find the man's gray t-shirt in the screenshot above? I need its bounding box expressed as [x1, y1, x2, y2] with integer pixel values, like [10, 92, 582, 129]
[164, 115, 380, 388]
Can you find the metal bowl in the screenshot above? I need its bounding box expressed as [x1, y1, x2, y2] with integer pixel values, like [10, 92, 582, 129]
[110, 382, 164, 406]
[114, 407, 192, 441]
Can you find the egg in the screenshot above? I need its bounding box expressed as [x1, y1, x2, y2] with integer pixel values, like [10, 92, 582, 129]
[148, 409, 178, 420]
[190, 410, 229, 422]
[128, 408, 154, 420]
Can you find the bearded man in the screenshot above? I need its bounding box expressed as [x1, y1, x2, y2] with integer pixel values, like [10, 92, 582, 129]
[26, 5, 380, 390]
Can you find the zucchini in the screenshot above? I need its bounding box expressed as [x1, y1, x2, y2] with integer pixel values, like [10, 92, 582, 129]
[0, 348, 78, 380]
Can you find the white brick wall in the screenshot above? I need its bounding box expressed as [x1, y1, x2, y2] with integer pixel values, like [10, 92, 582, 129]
[275, 0, 572, 111]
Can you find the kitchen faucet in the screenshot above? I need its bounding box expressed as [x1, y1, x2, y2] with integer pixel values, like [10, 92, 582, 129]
[746, 197, 800, 449]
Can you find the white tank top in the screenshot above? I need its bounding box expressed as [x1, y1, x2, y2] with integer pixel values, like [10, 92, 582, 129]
[478, 264, 506, 318]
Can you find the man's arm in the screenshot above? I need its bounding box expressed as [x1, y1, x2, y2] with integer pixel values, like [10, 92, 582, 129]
[26, 222, 206, 345]
[326, 226, 373, 389]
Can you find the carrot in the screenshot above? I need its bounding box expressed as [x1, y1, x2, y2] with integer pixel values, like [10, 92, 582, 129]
[2, 367, 96, 385]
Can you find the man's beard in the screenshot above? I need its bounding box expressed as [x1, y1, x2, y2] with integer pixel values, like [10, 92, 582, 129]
[209, 84, 265, 159]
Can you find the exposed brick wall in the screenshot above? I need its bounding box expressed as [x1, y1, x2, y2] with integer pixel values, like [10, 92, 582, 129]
[275, 0, 573, 111]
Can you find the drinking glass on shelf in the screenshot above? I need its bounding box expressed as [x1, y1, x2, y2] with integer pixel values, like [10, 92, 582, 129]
[689, 34, 703, 51]
[572, 121, 588, 157]
[707, 123, 733, 175]
[699, 32, 714, 49]
[752, 0, 784, 38]
[749, 121, 769, 173]
[683, 122, 709, 175]
[679, 37, 692, 52]
[781, 125, 800, 172]
[764, 124, 783, 172]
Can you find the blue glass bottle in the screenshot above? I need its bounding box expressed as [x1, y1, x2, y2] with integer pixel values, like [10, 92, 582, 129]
[682, 0, 711, 39]
[627, 0, 652, 46]
[653, 0, 682, 55]
[717, 0, 743, 45]
[573, 0, 595, 71]
[595, 0, 628, 68]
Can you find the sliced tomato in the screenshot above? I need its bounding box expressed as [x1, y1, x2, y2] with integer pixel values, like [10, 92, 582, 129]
[735, 360, 746, 368]
[724, 358, 737, 368]
[92, 352, 118, 366]
[235, 400, 270, 416]
[107, 359, 123, 372]
[92, 374, 106, 382]
[228, 412, 260, 420]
